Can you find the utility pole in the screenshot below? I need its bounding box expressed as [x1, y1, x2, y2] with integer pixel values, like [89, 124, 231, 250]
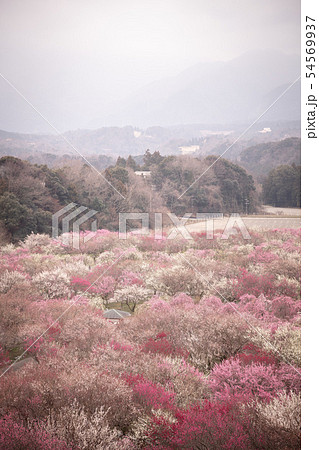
[149, 184, 156, 213]
[245, 198, 250, 215]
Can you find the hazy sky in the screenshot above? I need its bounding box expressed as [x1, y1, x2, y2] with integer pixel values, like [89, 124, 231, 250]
[0, 0, 300, 132]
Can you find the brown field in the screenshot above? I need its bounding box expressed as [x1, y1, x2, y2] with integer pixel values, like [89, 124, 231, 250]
[185, 207, 301, 233]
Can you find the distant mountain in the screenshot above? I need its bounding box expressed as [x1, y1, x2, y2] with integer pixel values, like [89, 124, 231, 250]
[197, 120, 301, 161]
[107, 50, 300, 127]
[0, 120, 301, 167]
[0, 50, 300, 133]
[237, 137, 301, 180]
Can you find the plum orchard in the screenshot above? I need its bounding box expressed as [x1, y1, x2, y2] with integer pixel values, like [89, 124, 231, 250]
[0, 228, 300, 449]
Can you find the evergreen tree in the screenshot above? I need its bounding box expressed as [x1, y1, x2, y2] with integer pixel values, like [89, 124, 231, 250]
[262, 165, 301, 207]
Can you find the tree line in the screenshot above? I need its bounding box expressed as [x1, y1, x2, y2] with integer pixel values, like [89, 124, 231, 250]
[262, 164, 301, 208]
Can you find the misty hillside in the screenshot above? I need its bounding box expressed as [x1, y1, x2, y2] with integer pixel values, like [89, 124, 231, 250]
[0, 119, 301, 169]
[107, 50, 300, 127]
[0, 50, 300, 133]
[237, 137, 301, 180]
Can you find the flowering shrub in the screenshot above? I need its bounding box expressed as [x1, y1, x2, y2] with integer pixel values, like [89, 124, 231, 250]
[60, 260, 90, 278]
[94, 276, 116, 299]
[141, 332, 188, 359]
[71, 275, 116, 301]
[44, 400, 132, 450]
[133, 378, 176, 412]
[199, 295, 223, 310]
[209, 277, 234, 302]
[276, 276, 301, 299]
[236, 343, 278, 366]
[210, 358, 300, 401]
[0, 344, 10, 366]
[147, 296, 171, 312]
[0, 269, 28, 294]
[232, 269, 276, 300]
[246, 392, 301, 448]
[271, 296, 301, 320]
[22, 233, 53, 251]
[147, 265, 206, 298]
[119, 270, 143, 287]
[122, 373, 176, 416]
[147, 398, 254, 449]
[110, 339, 134, 352]
[268, 258, 301, 280]
[70, 276, 95, 292]
[249, 324, 301, 366]
[112, 285, 152, 312]
[33, 269, 71, 299]
[252, 390, 301, 431]
[95, 250, 116, 265]
[238, 293, 270, 320]
[0, 414, 71, 449]
[170, 292, 194, 309]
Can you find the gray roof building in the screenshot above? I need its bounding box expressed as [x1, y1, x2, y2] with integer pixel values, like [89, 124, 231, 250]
[103, 309, 131, 320]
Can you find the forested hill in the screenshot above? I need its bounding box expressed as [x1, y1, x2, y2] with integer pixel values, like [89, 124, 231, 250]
[145, 152, 257, 216]
[238, 137, 300, 180]
[0, 157, 73, 242]
[0, 154, 258, 243]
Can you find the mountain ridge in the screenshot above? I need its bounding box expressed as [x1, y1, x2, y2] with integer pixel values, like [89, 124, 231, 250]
[106, 49, 300, 127]
[0, 50, 300, 133]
